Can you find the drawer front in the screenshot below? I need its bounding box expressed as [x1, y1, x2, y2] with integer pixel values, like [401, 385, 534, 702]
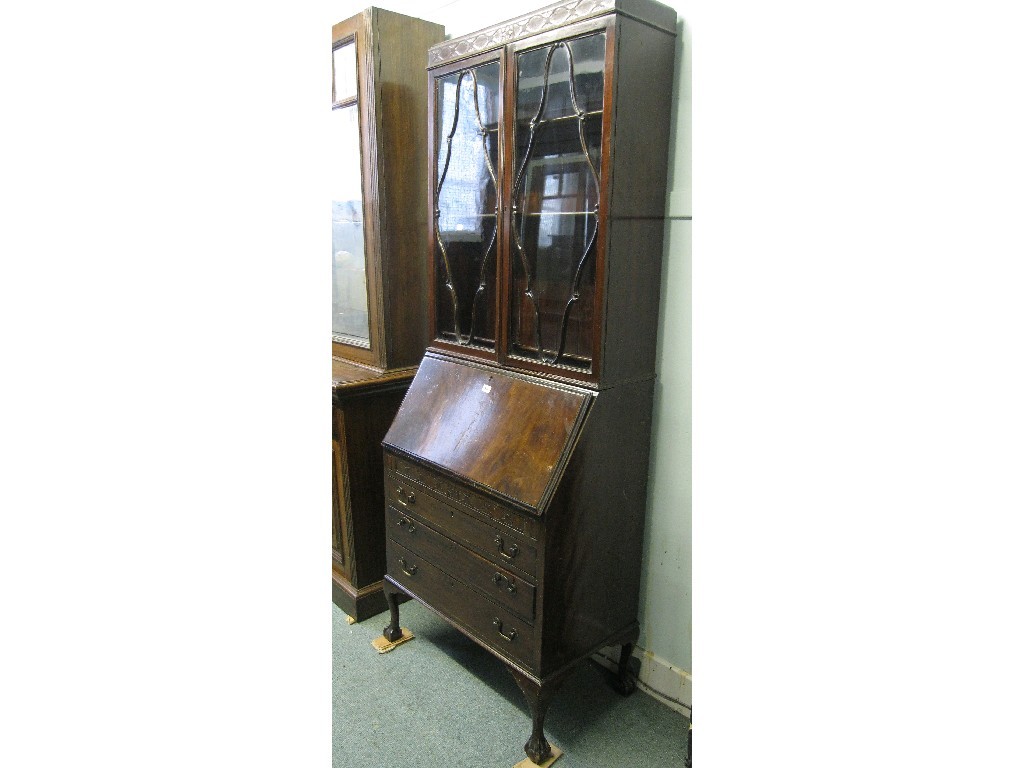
[385, 452, 540, 540]
[385, 472, 539, 578]
[387, 540, 536, 666]
[386, 505, 536, 622]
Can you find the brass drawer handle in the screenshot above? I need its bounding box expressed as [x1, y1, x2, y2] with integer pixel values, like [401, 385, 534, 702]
[494, 535, 519, 560]
[396, 516, 417, 534]
[492, 572, 517, 594]
[395, 486, 416, 506]
[397, 557, 418, 577]
[493, 618, 517, 642]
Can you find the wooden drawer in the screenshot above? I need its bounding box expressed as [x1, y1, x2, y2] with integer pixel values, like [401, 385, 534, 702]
[387, 539, 536, 666]
[385, 471, 539, 578]
[386, 504, 536, 622]
[385, 452, 541, 541]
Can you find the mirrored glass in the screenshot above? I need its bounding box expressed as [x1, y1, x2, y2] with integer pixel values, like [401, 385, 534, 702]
[332, 103, 369, 342]
[333, 40, 357, 103]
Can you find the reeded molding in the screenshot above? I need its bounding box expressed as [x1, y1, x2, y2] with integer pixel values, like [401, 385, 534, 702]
[428, 0, 615, 66]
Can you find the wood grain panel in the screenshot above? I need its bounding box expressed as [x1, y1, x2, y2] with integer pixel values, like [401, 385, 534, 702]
[383, 353, 592, 513]
[385, 474, 540, 578]
[386, 504, 537, 621]
[387, 453, 542, 540]
[387, 539, 538, 666]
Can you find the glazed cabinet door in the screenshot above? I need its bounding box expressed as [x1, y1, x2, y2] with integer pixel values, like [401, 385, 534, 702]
[505, 25, 610, 378]
[426, 19, 614, 384]
[331, 17, 381, 367]
[429, 53, 504, 359]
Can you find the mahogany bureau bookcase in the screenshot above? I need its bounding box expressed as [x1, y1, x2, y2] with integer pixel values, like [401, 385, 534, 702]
[378, 0, 677, 762]
[331, 8, 444, 621]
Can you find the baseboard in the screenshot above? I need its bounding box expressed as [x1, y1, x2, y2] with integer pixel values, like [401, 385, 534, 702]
[592, 645, 691, 718]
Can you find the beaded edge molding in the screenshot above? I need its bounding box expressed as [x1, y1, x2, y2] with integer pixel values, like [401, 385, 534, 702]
[428, 0, 615, 66]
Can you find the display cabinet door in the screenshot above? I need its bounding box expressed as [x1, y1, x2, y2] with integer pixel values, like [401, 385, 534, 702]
[331, 33, 372, 350]
[506, 26, 609, 377]
[429, 54, 503, 358]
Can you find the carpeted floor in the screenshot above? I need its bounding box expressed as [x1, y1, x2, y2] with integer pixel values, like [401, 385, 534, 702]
[333, 601, 689, 767]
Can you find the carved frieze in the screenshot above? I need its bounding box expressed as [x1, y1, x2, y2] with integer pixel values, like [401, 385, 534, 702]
[428, 0, 615, 65]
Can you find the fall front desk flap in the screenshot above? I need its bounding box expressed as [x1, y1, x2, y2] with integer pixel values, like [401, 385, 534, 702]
[383, 353, 592, 515]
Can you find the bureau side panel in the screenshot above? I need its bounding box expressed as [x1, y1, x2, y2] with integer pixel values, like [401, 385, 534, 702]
[539, 377, 654, 675]
[336, 382, 410, 588]
[606, 15, 675, 220]
[371, 10, 445, 369]
[600, 14, 675, 385]
[602, 217, 668, 386]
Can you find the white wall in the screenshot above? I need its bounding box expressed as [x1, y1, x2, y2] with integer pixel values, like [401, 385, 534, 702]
[329, 0, 692, 677]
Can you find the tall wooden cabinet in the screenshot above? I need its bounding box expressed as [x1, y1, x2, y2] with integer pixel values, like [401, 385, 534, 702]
[379, 0, 678, 762]
[331, 8, 444, 621]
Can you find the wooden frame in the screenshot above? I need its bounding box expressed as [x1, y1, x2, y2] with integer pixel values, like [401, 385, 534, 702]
[425, 14, 631, 388]
[381, 1, 678, 762]
[332, 14, 384, 367]
[331, 8, 445, 620]
[500, 15, 615, 386]
[425, 48, 507, 368]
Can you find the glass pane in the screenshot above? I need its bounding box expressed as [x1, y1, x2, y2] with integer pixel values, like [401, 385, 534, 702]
[433, 61, 501, 350]
[333, 40, 357, 103]
[510, 33, 605, 369]
[332, 103, 370, 342]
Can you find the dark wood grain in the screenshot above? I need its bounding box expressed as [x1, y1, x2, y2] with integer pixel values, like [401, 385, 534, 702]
[387, 540, 539, 667]
[383, 353, 589, 512]
[332, 372, 412, 620]
[332, 357, 417, 389]
[384, 472, 540, 578]
[606, 15, 676, 219]
[508, 665, 572, 765]
[381, 1, 677, 761]
[371, 9, 445, 370]
[600, 217, 668, 386]
[329, 8, 443, 620]
[385, 504, 538, 621]
[536, 377, 654, 675]
[387, 452, 543, 540]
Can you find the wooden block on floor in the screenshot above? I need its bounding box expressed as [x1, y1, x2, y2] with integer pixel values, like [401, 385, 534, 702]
[345, 614, 356, 625]
[370, 629, 414, 654]
[513, 744, 562, 768]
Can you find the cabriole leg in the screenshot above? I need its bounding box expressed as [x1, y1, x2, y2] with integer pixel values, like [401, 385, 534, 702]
[381, 582, 403, 642]
[612, 642, 638, 696]
[508, 667, 569, 765]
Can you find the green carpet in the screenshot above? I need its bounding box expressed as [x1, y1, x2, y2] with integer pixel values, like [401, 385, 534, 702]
[333, 601, 689, 767]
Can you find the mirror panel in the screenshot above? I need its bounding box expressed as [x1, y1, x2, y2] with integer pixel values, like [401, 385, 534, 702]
[331, 102, 370, 343]
[333, 40, 357, 104]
